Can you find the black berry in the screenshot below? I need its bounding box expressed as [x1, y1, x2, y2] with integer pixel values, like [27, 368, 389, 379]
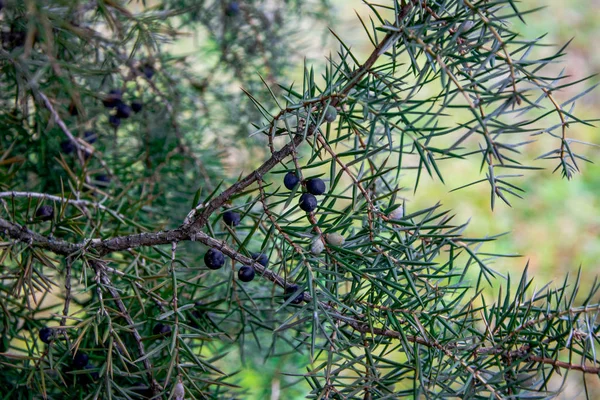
[306, 178, 326, 195]
[35, 205, 54, 221]
[152, 322, 171, 336]
[116, 103, 132, 119]
[83, 364, 100, 381]
[131, 100, 143, 113]
[60, 140, 76, 154]
[283, 172, 299, 190]
[142, 63, 155, 79]
[109, 115, 121, 128]
[84, 131, 97, 144]
[189, 302, 205, 328]
[95, 174, 110, 187]
[68, 102, 78, 116]
[72, 352, 89, 368]
[204, 248, 225, 270]
[102, 89, 122, 108]
[222, 210, 241, 227]
[284, 284, 304, 304]
[39, 327, 53, 344]
[225, 2, 240, 17]
[299, 193, 317, 212]
[238, 265, 255, 282]
[250, 252, 268, 267]
[153, 323, 172, 337]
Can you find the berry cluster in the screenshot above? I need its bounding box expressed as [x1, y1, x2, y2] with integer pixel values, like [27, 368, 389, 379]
[283, 171, 327, 213]
[102, 89, 143, 129]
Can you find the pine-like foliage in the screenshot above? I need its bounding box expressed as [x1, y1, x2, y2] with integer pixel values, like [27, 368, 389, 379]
[0, 0, 598, 399]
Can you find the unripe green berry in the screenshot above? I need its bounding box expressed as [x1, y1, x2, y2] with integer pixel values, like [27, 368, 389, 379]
[311, 239, 324, 255]
[323, 106, 337, 123]
[326, 233, 345, 246]
[388, 205, 404, 220]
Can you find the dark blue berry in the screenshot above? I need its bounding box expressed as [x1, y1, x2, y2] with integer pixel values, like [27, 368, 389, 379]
[204, 248, 225, 270]
[109, 115, 121, 128]
[68, 102, 78, 116]
[238, 265, 255, 282]
[72, 352, 89, 368]
[222, 210, 241, 227]
[131, 101, 143, 113]
[116, 103, 132, 119]
[142, 64, 154, 79]
[284, 284, 304, 304]
[153, 323, 171, 337]
[306, 178, 326, 195]
[84, 364, 100, 381]
[84, 131, 97, 144]
[225, 2, 240, 16]
[95, 174, 110, 187]
[189, 302, 205, 328]
[250, 252, 268, 267]
[299, 193, 317, 212]
[102, 89, 122, 108]
[39, 327, 53, 344]
[283, 172, 299, 190]
[60, 140, 76, 154]
[35, 205, 54, 221]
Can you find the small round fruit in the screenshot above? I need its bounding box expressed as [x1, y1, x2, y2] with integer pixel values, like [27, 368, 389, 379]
[222, 210, 241, 227]
[84, 131, 97, 144]
[102, 89, 122, 108]
[109, 115, 121, 128]
[131, 101, 143, 113]
[225, 2, 240, 16]
[35, 205, 54, 221]
[116, 103, 132, 119]
[84, 364, 100, 381]
[68, 102, 78, 116]
[60, 140, 75, 154]
[283, 172, 300, 190]
[141, 63, 155, 79]
[388, 205, 403, 220]
[299, 193, 317, 212]
[204, 249, 225, 270]
[238, 265, 255, 282]
[306, 178, 326, 195]
[323, 106, 338, 123]
[250, 252, 268, 267]
[284, 284, 304, 304]
[189, 302, 205, 328]
[311, 240, 324, 255]
[153, 323, 172, 337]
[39, 327, 53, 344]
[95, 174, 110, 187]
[72, 352, 89, 368]
[326, 233, 345, 246]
